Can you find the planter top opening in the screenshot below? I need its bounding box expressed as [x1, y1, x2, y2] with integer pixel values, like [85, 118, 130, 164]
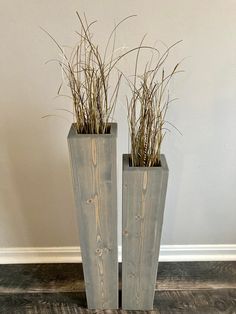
[123, 154, 168, 172]
[68, 122, 117, 138]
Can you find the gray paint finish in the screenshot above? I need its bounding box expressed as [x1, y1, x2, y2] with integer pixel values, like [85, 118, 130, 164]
[67, 123, 118, 309]
[122, 154, 168, 310]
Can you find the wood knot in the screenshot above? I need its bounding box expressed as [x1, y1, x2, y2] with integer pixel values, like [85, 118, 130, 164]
[95, 248, 103, 256]
[123, 229, 129, 236]
[103, 247, 111, 254]
[135, 214, 143, 220]
[128, 272, 136, 278]
[95, 247, 111, 256]
[86, 198, 93, 204]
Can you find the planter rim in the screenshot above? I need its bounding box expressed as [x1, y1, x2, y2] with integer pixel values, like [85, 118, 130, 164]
[68, 122, 117, 139]
[122, 154, 168, 172]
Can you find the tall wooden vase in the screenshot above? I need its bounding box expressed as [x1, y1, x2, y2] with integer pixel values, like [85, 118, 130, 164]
[122, 154, 168, 310]
[68, 123, 118, 309]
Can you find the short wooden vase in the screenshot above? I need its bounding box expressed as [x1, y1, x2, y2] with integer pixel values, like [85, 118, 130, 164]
[122, 154, 169, 310]
[67, 123, 118, 309]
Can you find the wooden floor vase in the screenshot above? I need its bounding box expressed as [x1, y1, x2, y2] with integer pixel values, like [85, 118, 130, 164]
[122, 154, 168, 310]
[68, 123, 118, 309]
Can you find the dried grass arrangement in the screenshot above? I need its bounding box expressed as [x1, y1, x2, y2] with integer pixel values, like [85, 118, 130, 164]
[43, 13, 149, 135]
[127, 41, 182, 167]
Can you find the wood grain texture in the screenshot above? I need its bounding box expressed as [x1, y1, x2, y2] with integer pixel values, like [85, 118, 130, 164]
[0, 290, 236, 313]
[122, 154, 168, 310]
[156, 261, 236, 290]
[0, 264, 85, 294]
[67, 123, 118, 309]
[154, 289, 236, 313]
[1, 262, 236, 293]
[0, 262, 236, 312]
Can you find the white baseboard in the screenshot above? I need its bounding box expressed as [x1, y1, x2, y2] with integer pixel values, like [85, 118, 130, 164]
[0, 247, 81, 264]
[0, 245, 236, 264]
[159, 244, 236, 262]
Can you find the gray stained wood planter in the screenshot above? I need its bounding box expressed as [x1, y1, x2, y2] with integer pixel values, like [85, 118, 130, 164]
[122, 154, 169, 310]
[67, 123, 118, 309]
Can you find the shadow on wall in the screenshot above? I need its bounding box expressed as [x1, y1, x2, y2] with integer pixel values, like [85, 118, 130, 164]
[0, 107, 79, 247]
[161, 138, 185, 245]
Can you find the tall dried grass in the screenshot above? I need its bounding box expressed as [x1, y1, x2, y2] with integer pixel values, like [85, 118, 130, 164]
[127, 41, 182, 167]
[43, 13, 153, 134]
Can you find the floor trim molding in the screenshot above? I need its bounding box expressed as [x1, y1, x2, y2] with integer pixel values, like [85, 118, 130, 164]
[0, 245, 236, 264]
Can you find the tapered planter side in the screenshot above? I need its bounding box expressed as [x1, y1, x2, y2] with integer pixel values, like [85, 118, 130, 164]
[122, 154, 168, 310]
[68, 123, 118, 309]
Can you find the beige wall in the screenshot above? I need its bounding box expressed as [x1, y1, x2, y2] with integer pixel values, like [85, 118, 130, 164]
[0, 0, 236, 247]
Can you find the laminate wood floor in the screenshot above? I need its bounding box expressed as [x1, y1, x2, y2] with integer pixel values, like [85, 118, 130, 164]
[0, 262, 235, 313]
